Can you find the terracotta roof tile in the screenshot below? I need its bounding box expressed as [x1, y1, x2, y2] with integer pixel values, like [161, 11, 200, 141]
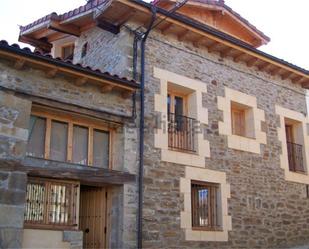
[20, 0, 111, 33]
[0, 40, 138, 88]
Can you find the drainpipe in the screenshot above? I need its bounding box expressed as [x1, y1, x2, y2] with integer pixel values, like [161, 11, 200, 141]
[137, 5, 157, 249]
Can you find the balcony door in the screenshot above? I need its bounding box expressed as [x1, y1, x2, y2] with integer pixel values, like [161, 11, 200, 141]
[285, 123, 304, 172]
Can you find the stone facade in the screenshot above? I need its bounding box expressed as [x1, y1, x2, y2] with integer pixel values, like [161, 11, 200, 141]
[0, 47, 139, 248]
[1, 6, 309, 249]
[75, 25, 309, 248]
[51, 23, 309, 248]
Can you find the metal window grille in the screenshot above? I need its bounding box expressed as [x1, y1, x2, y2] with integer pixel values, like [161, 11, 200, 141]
[191, 181, 219, 230]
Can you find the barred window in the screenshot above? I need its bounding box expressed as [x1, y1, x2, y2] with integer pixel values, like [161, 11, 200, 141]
[191, 181, 220, 230]
[24, 178, 79, 229]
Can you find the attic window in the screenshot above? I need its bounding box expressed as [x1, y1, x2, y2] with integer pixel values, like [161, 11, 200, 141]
[62, 44, 74, 60]
[81, 42, 88, 58]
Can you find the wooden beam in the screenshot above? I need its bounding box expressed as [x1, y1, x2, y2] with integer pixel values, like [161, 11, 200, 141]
[302, 80, 309, 89]
[177, 30, 189, 41]
[48, 20, 80, 37]
[246, 58, 258, 67]
[220, 47, 233, 58]
[233, 53, 245, 63]
[161, 23, 173, 35]
[207, 42, 219, 53]
[18, 35, 52, 53]
[281, 72, 292, 80]
[292, 75, 303, 84]
[14, 58, 26, 70]
[96, 19, 120, 34]
[270, 67, 282, 76]
[46, 68, 58, 78]
[121, 91, 132, 99]
[75, 77, 88, 86]
[258, 62, 271, 72]
[101, 85, 114, 93]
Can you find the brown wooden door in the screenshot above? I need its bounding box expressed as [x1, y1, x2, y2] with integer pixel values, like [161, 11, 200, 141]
[79, 186, 107, 249]
[285, 125, 294, 143]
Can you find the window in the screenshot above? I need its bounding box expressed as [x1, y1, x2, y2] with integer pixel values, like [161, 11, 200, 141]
[24, 178, 79, 229]
[231, 102, 254, 138]
[285, 118, 305, 173]
[61, 44, 74, 60]
[167, 92, 196, 152]
[191, 181, 220, 230]
[81, 42, 88, 58]
[27, 110, 111, 168]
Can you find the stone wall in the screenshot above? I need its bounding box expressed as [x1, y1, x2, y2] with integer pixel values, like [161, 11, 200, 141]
[0, 171, 27, 249]
[0, 49, 139, 248]
[139, 29, 309, 249]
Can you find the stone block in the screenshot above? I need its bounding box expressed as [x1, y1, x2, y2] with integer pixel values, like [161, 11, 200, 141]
[0, 189, 26, 205]
[8, 172, 27, 191]
[0, 205, 24, 228]
[0, 228, 23, 249]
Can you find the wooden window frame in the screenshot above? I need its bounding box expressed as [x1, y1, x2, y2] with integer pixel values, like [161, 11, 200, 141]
[167, 92, 188, 116]
[61, 43, 75, 60]
[231, 102, 250, 138]
[191, 180, 221, 231]
[24, 177, 79, 230]
[28, 106, 114, 169]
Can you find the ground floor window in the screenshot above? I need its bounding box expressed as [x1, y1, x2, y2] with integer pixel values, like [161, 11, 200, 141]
[191, 181, 220, 230]
[24, 178, 79, 229]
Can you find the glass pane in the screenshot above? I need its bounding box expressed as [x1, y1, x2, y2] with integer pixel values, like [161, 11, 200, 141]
[50, 121, 68, 162]
[27, 116, 46, 158]
[93, 130, 109, 168]
[24, 182, 46, 223]
[72, 125, 88, 165]
[174, 96, 183, 116]
[198, 187, 209, 226]
[167, 94, 171, 114]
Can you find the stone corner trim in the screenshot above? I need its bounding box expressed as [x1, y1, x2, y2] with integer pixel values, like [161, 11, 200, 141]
[218, 87, 266, 154]
[180, 167, 232, 242]
[276, 105, 309, 184]
[153, 67, 210, 168]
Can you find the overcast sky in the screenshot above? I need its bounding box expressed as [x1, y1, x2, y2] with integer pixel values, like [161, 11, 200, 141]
[0, 0, 308, 69]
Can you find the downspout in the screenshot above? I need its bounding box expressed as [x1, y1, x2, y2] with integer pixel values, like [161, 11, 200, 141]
[137, 5, 157, 249]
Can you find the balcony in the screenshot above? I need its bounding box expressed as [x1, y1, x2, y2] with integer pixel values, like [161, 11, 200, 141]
[168, 113, 196, 152]
[287, 142, 305, 173]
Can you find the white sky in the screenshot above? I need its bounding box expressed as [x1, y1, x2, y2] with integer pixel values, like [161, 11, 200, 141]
[0, 0, 308, 69]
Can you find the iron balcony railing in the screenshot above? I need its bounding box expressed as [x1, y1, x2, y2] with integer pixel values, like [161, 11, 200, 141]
[168, 113, 196, 152]
[287, 142, 305, 173]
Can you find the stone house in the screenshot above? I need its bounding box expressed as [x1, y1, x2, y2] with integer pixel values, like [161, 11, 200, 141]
[1, 0, 309, 249]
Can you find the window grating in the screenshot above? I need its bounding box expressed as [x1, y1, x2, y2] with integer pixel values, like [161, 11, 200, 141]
[24, 178, 78, 229]
[191, 181, 219, 230]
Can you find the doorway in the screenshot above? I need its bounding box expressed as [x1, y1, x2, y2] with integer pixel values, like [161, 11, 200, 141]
[79, 186, 108, 249]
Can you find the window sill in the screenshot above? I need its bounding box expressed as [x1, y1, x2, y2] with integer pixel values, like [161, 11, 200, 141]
[289, 169, 307, 175]
[232, 134, 256, 140]
[168, 147, 197, 155]
[192, 227, 223, 232]
[24, 224, 78, 231]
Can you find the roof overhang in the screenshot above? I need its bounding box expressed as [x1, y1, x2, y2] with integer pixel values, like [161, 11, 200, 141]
[119, 0, 309, 88]
[0, 40, 139, 95]
[156, 0, 270, 47]
[18, 0, 309, 88]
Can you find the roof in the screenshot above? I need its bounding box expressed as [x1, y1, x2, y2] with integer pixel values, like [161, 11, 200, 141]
[20, 0, 269, 44]
[0, 40, 139, 89]
[134, 0, 308, 76]
[184, 0, 270, 43]
[20, 0, 111, 34]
